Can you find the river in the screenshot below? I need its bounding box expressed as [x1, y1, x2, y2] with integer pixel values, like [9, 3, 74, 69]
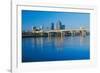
[22, 36, 90, 62]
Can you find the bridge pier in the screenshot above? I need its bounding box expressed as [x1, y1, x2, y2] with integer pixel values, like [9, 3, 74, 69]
[70, 31, 75, 36]
[48, 32, 51, 37]
[61, 32, 63, 38]
[40, 31, 44, 36]
[80, 30, 86, 37]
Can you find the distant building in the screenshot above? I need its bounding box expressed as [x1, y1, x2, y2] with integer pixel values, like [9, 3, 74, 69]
[32, 26, 40, 31]
[40, 25, 44, 30]
[61, 25, 65, 29]
[51, 22, 54, 30]
[56, 20, 65, 30]
[46, 27, 50, 31]
[32, 26, 37, 31]
[56, 20, 62, 30]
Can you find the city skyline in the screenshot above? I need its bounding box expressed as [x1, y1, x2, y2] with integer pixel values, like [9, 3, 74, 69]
[22, 10, 90, 31]
[22, 10, 90, 62]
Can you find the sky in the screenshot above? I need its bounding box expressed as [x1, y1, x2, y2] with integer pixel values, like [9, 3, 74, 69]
[22, 10, 90, 31]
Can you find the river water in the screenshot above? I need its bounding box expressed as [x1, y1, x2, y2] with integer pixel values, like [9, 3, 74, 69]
[22, 36, 90, 62]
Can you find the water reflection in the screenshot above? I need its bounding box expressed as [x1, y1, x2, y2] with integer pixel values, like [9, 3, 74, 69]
[22, 36, 90, 62]
[54, 37, 64, 51]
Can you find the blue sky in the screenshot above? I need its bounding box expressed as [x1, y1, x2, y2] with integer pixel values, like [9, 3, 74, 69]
[22, 10, 90, 31]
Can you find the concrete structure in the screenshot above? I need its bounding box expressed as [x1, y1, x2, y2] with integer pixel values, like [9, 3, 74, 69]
[32, 27, 89, 37]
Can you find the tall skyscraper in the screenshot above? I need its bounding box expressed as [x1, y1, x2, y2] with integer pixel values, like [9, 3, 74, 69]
[56, 20, 62, 30]
[40, 25, 44, 30]
[51, 22, 54, 30]
[61, 25, 65, 29]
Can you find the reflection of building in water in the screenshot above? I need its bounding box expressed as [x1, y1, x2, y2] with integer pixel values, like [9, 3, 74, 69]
[32, 38, 44, 52]
[80, 36, 84, 46]
[54, 37, 64, 51]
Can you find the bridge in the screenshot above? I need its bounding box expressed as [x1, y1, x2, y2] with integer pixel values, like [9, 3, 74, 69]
[32, 28, 89, 37]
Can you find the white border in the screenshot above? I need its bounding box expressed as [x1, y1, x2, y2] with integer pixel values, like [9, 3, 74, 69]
[12, 4, 97, 73]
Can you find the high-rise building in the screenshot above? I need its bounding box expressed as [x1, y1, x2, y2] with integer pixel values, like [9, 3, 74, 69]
[61, 25, 65, 29]
[32, 26, 37, 31]
[51, 22, 54, 30]
[56, 20, 65, 30]
[56, 20, 62, 30]
[40, 25, 44, 30]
